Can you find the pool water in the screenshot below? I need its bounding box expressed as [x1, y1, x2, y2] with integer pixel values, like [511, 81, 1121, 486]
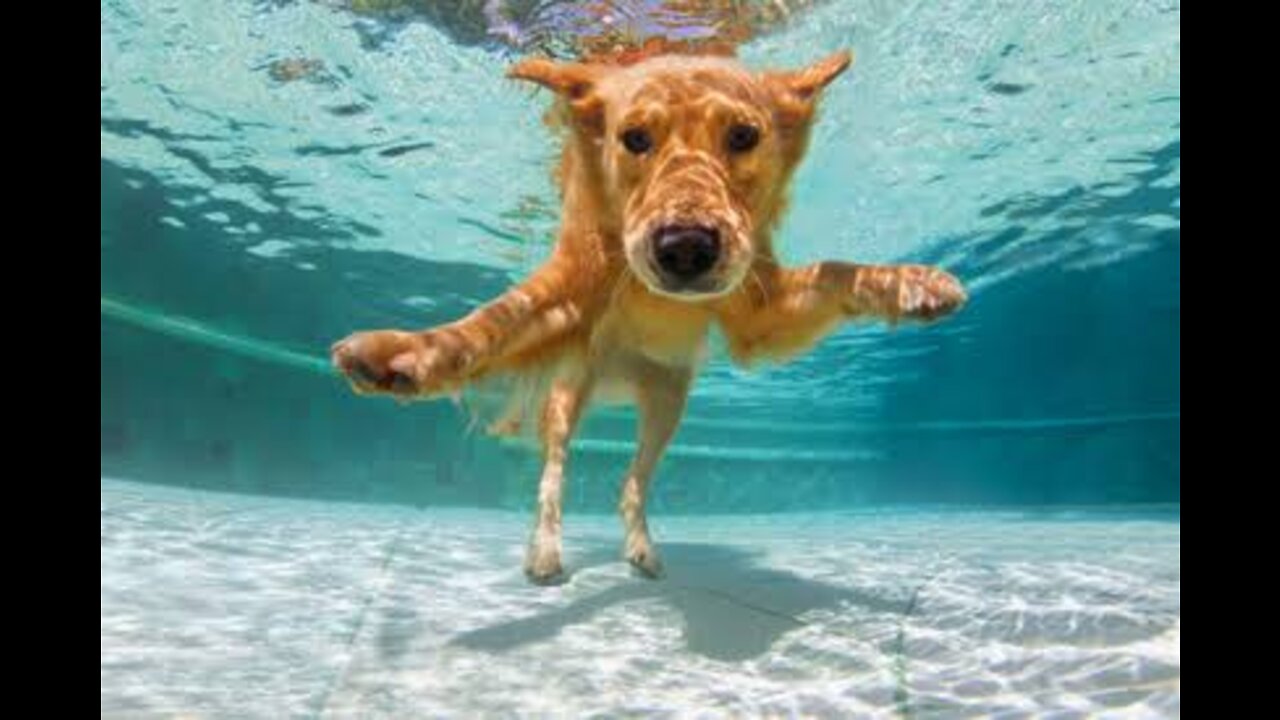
[101, 0, 1179, 716]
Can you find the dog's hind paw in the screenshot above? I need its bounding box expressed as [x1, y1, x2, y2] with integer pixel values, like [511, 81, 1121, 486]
[524, 543, 565, 585]
[626, 542, 664, 579]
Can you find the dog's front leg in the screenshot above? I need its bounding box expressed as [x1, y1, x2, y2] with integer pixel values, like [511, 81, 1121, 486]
[721, 262, 966, 364]
[841, 263, 968, 323]
[331, 263, 586, 398]
[525, 373, 593, 584]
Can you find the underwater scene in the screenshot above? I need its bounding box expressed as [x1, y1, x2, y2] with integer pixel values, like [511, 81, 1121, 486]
[102, 0, 1179, 716]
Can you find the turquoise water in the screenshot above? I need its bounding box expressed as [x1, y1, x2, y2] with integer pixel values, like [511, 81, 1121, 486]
[101, 1, 1179, 715]
[101, 0, 1179, 511]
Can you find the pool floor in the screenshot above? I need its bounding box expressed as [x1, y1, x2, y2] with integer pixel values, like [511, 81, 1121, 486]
[101, 479, 1179, 718]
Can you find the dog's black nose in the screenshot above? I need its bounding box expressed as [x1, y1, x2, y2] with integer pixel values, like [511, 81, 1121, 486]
[653, 225, 720, 281]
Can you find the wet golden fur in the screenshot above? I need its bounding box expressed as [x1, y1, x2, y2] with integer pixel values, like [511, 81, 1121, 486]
[331, 46, 966, 583]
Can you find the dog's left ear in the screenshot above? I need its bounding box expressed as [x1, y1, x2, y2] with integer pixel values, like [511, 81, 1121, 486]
[781, 50, 853, 100]
[766, 50, 853, 126]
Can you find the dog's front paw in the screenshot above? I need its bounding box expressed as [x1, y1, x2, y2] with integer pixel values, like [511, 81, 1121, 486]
[895, 266, 967, 322]
[331, 329, 476, 398]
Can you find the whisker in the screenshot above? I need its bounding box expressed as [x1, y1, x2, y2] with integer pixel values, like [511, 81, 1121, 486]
[750, 266, 771, 306]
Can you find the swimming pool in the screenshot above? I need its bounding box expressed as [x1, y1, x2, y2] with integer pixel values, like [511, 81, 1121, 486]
[101, 0, 1179, 715]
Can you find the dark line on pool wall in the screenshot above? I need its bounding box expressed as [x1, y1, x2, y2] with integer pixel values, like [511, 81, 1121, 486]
[101, 295, 332, 376]
[101, 295, 1180, 437]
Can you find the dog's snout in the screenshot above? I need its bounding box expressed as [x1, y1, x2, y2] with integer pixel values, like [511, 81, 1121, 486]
[652, 225, 720, 281]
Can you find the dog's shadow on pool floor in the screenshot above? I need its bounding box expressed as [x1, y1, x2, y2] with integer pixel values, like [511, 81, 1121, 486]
[446, 542, 905, 661]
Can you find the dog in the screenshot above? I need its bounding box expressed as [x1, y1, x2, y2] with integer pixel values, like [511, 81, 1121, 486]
[331, 45, 967, 584]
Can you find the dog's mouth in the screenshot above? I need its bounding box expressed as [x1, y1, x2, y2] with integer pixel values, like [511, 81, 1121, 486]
[625, 219, 751, 300]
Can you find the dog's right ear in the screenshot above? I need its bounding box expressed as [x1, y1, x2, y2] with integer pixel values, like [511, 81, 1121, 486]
[508, 58, 606, 131]
[508, 58, 600, 98]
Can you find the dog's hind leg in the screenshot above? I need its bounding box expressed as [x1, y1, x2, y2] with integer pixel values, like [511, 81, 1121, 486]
[619, 363, 690, 579]
[524, 371, 593, 584]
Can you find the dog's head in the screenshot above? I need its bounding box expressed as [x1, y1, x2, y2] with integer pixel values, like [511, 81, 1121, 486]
[510, 49, 851, 299]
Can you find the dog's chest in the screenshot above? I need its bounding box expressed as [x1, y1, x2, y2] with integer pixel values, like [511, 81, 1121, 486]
[590, 281, 712, 370]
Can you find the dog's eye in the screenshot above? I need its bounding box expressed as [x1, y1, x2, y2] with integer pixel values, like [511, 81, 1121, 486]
[726, 124, 760, 154]
[621, 128, 653, 155]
